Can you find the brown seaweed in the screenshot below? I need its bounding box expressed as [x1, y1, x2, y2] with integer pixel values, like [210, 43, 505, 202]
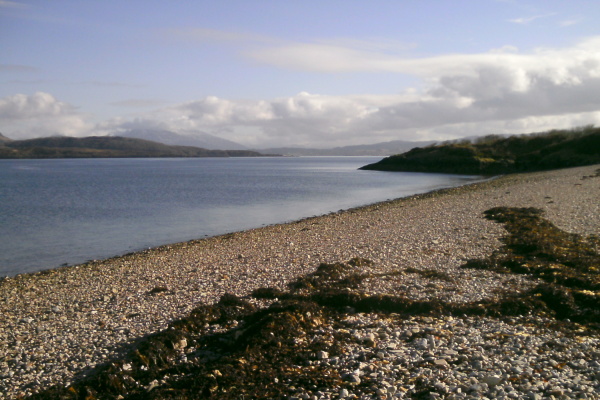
[28, 208, 599, 399]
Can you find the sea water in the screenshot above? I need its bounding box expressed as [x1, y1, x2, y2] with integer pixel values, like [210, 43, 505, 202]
[0, 157, 480, 276]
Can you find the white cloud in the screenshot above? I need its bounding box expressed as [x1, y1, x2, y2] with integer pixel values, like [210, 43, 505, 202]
[560, 18, 582, 27]
[251, 43, 389, 73]
[5, 36, 600, 148]
[0, 92, 73, 119]
[0, 92, 91, 138]
[249, 36, 417, 73]
[421, 111, 600, 140]
[508, 13, 556, 24]
[135, 94, 364, 146]
[249, 36, 600, 80]
[125, 36, 599, 147]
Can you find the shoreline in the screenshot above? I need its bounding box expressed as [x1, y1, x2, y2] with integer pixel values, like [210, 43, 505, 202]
[1, 165, 599, 398]
[0, 156, 475, 279]
[4, 173, 491, 281]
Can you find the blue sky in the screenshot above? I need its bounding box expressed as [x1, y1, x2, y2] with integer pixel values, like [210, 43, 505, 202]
[2, 0, 600, 148]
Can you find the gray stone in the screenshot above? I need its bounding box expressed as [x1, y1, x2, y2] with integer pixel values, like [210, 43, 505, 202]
[433, 359, 448, 367]
[482, 374, 502, 387]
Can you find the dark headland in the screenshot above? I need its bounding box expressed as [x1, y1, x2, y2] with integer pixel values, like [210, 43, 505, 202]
[360, 126, 600, 175]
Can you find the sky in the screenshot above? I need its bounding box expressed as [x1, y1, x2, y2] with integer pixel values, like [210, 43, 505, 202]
[1, 0, 600, 149]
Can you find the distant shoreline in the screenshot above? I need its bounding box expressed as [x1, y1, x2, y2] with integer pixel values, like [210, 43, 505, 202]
[0, 135, 272, 159]
[10, 173, 494, 280]
[5, 156, 471, 277]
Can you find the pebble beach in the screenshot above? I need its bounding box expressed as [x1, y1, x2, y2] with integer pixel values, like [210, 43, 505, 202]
[1, 164, 599, 399]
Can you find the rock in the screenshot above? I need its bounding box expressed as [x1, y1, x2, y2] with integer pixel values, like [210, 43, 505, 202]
[343, 373, 361, 384]
[433, 359, 448, 367]
[427, 334, 437, 349]
[482, 374, 502, 387]
[173, 338, 187, 350]
[147, 286, 169, 295]
[469, 384, 483, 393]
[363, 333, 377, 347]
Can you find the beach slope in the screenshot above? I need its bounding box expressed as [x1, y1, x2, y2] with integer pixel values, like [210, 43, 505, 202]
[1, 165, 599, 399]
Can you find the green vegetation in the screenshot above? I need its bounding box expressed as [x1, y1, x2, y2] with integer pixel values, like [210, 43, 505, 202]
[360, 126, 600, 175]
[0, 136, 265, 158]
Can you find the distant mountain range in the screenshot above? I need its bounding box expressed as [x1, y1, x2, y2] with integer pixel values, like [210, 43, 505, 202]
[117, 129, 436, 156]
[116, 129, 249, 151]
[0, 129, 439, 157]
[0, 135, 265, 159]
[256, 139, 437, 156]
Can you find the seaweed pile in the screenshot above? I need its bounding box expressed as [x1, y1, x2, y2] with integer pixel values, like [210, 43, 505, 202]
[28, 208, 599, 399]
[464, 207, 600, 325]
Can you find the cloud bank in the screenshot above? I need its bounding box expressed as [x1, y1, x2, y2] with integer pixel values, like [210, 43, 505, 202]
[0, 92, 91, 138]
[2, 36, 600, 147]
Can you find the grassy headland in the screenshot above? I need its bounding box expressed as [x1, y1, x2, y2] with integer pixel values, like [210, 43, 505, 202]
[360, 126, 600, 175]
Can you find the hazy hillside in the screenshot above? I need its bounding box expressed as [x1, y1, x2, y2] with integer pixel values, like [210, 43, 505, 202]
[361, 126, 600, 175]
[258, 139, 436, 156]
[0, 132, 13, 144]
[0, 136, 265, 159]
[117, 129, 249, 150]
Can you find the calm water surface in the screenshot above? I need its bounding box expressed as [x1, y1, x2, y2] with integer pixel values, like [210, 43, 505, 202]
[0, 157, 480, 276]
